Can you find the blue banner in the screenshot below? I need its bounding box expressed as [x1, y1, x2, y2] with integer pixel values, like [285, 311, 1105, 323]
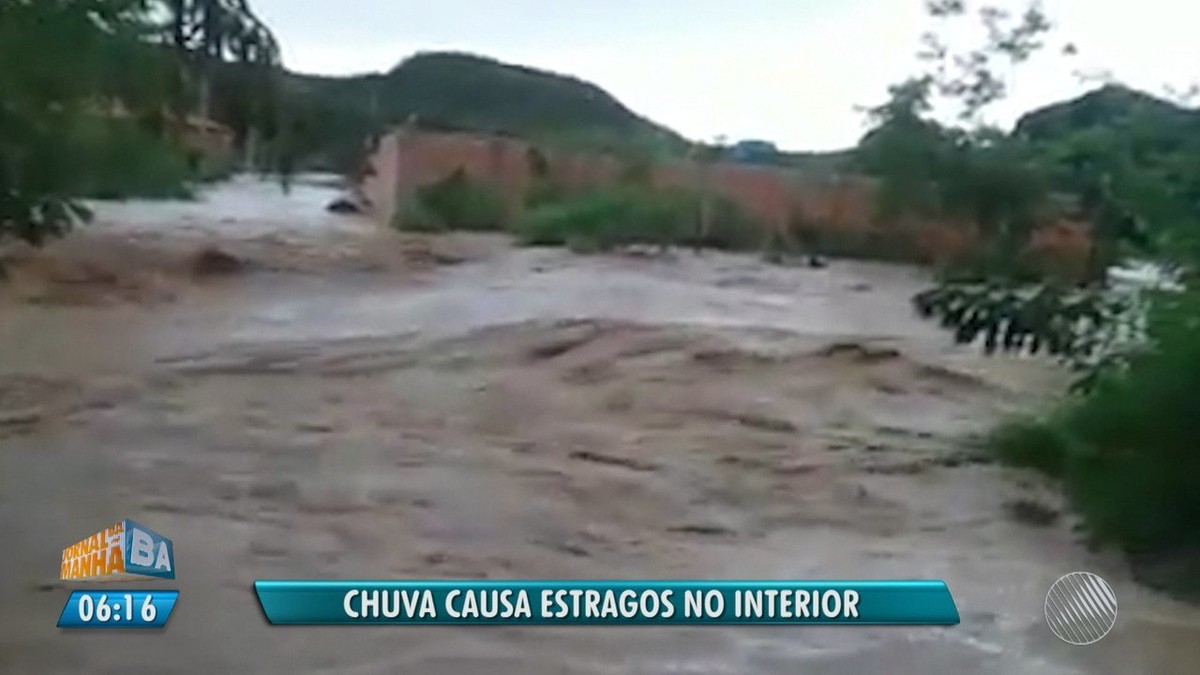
[254, 580, 959, 625]
[57, 590, 179, 629]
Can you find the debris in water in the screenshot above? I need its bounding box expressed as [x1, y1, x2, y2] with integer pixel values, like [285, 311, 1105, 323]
[0, 407, 43, 427]
[817, 342, 902, 363]
[190, 246, 244, 277]
[568, 450, 659, 472]
[527, 326, 603, 360]
[326, 196, 363, 214]
[1006, 499, 1060, 526]
[732, 412, 797, 434]
[668, 523, 736, 537]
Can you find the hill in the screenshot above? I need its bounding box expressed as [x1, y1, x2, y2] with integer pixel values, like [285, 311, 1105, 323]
[276, 52, 687, 171]
[1014, 84, 1199, 144]
[1011, 84, 1200, 256]
[259, 60, 1200, 181]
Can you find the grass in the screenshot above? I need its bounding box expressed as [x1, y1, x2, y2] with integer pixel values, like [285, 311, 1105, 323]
[516, 186, 766, 253]
[516, 186, 695, 250]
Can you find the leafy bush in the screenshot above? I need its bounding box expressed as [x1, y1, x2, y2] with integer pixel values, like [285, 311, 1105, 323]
[1060, 295, 1200, 555]
[391, 197, 443, 233]
[190, 153, 238, 185]
[795, 225, 925, 264]
[412, 169, 508, 231]
[987, 292, 1200, 595]
[515, 186, 697, 251]
[986, 416, 1073, 478]
[388, 170, 509, 233]
[913, 282, 1128, 359]
[687, 196, 765, 251]
[525, 176, 569, 209]
[68, 117, 194, 200]
[517, 186, 768, 253]
[0, 0, 181, 245]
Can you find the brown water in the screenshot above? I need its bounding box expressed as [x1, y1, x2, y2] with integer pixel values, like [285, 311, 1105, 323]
[1, 177, 1197, 674]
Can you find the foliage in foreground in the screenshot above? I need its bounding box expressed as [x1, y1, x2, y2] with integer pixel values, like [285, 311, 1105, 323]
[0, 0, 157, 244]
[1, 1, 287, 247]
[987, 292, 1200, 594]
[913, 282, 1130, 366]
[884, 1, 1200, 600]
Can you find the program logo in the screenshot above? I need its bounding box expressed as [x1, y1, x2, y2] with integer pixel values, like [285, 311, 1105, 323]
[1044, 571, 1117, 645]
[60, 519, 175, 582]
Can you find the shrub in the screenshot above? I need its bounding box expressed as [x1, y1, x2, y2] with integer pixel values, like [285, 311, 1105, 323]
[515, 186, 696, 251]
[987, 291, 1200, 595]
[517, 200, 585, 246]
[986, 416, 1073, 478]
[191, 155, 238, 184]
[525, 176, 568, 209]
[518, 187, 777, 254]
[388, 170, 509, 233]
[68, 117, 194, 200]
[1059, 298, 1200, 555]
[794, 223, 926, 264]
[391, 197, 443, 233]
[415, 169, 508, 231]
[686, 195, 765, 251]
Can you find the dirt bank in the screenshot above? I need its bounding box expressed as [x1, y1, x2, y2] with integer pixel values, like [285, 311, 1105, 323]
[1, 176, 1197, 674]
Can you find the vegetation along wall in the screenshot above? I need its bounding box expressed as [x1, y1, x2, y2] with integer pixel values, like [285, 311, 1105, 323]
[362, 128, 1091, 269]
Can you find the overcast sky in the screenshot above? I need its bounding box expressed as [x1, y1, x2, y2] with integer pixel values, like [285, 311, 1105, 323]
[250, 1, 1199, 151]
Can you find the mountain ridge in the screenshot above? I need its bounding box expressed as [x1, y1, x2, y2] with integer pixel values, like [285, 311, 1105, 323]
[1015, 84, 1199, 141]
[282, 51, 684, 150]
[265, 51, 1197, 173]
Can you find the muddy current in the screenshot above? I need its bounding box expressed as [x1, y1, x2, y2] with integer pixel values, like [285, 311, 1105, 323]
[1, 176, 1197, 674]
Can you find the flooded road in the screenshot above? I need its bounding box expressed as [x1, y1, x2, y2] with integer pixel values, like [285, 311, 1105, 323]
[2, 176, 1198, 674]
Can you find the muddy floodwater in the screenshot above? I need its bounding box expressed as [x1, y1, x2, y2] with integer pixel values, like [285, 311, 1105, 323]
[2, 176, 1198, 674]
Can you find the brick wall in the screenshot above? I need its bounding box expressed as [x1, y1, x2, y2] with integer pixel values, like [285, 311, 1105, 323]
[360, 129, 1091, 268]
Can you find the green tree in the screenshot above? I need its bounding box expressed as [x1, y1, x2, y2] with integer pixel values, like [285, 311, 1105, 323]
[159, 0, 283, 176]
[160, 0, 279, 119]
[893, 4, 1200, 593]
[0, 0, 163, 245]
[857, 1, 1152, 368]
[855, 77, 948, 221]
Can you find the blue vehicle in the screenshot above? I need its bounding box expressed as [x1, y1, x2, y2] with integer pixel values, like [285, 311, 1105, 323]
[730, 140, 779, 164]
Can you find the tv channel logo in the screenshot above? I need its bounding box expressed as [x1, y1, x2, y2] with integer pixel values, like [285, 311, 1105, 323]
[61, 519, 175, 582]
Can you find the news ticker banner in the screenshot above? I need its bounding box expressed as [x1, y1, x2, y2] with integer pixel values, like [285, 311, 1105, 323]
[57, 591, 179, 629]
[255, 580, 959, 626]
